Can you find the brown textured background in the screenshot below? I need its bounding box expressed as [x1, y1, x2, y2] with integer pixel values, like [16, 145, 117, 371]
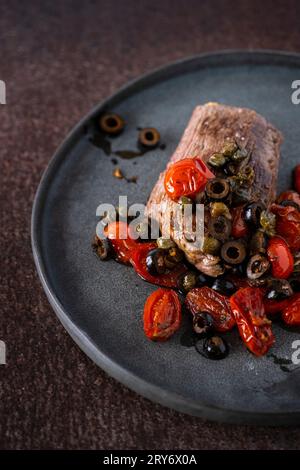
[1, 0, 300, 450]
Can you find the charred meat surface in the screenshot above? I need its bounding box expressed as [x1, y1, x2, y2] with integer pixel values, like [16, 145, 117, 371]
[146, 103, 282, 276]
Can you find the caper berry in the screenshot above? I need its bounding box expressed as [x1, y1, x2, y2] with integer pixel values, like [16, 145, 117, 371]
[221, 142, 238, 157]
[177, 271, 197, 294]
[99, 113, 125, 135]
[201, 236, 221, 255]
[193, 312, 214, 336]
[211, 278, 236, 296]
[208, 216, 232, 242]
[206, 178, 231, 201]
[247, 254, 270, 280]
[221, 240, 247, 265]
[146, 248, 166, 275]
[156, 237, 176, 250]
[201, 335, 229, 360]
[260, 210, 276, 237]
[92, 236, 114, 260]
[208, 153, 226, 168]
[210, 202, 232, 219]
[138, 127, 160, 148]
[265, 279, 293, 300]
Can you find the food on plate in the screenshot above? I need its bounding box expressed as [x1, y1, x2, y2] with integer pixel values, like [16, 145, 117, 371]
[93, 102, 300, 358]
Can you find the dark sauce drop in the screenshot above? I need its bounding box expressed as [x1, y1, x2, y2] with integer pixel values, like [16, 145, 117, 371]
[267, 353, 293, 372]
[90, 133, 112, 156]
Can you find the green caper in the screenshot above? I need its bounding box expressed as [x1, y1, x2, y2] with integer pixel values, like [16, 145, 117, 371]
[177, 271, 197, 294]
[156, 237, 176, 250]
[230, 148, 248, 163]
[208, 153, 226, 168]
[179, 196, 194, 211]
[221, 142, 238, 157]
[231, 166, 255, 187]
[210, 202, 232, 219]
[260, 210, 276, 237]
[201, 236, 221, 255]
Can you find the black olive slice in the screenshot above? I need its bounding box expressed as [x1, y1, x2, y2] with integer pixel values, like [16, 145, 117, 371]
[205, 178, 230, 201]
[99, 113, 125, 135]
[247, 254, 270, 280]
[138, 127, 160, 148]
[221, 240, 246, 265]
[208, 216, 232, 242]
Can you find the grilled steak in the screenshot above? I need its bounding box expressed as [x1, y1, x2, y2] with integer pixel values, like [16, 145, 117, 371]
[146, 103, 282, 276]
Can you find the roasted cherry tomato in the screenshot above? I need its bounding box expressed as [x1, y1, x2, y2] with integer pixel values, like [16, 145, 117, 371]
[266, 236, 294, 279]
[271, 203, 300, 251]
[104, 221, 139, 264]
[294, 164, 300, 194]
[143, 288, 182, 341]
[131, 243, 187, 287]
[231, 205, 249, 238]
[263, 297, 292, 316]
[184, 287, 235, 332]
[164, 158, 214, 201]
[276, 190, 300, 209]
[282, 293, 300, 326]
[230, 287, 274, 356]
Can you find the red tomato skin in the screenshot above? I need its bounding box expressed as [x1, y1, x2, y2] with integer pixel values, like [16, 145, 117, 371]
[264, 298, 292, 316]
[164, 157, 214, 201]
[231, 205, 249, 238]
[104, 221, 139, 264]
[276, 190, 300, 208]
[282, 293, 300, 326]
[143, 288, 182, 341]
[271, 203, 300, 251]
[267, 236, 294, 279]
[130, 244, 187, 288]
[294, 165, 300, 194]
[184, 287, 235, 332]
[230, 288, 274, 356]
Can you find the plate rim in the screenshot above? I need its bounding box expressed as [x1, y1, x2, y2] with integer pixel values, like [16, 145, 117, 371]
[31, 49, 300, 425]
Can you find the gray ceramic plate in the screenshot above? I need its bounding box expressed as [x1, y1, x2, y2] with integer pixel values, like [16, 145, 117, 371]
[32, 51, 300, 425]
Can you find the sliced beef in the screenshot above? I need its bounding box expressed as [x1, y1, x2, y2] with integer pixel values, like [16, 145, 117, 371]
[146, 103, 282, 276]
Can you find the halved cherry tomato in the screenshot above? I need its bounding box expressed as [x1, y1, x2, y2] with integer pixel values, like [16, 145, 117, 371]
[164, 158, 214, 201]
[104, 221, 139, 264]
[282, 293, 300, 326]
[266, 236, 294, 279]
[184, 287, 235, 332]
[294, 164, 300, 194]
[230, 288, 274, 356]
[131, 243, 187, 287]
[143, 288, 182, 341]
[271, 203, 300, 251]
[276, 190, 300, 209]
[231, 205, 249, 238]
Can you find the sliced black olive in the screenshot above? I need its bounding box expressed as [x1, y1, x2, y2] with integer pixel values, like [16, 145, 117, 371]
[221, 240, 246, 265]
[138, 127, 160, 148]
[208, 215, 232, 242]
[146, 248, 166, 275]
[177, 272, 197, 294]
[92, 236, 114, 260]
[205, 178, 231, 201]
[289, 277, 300, 292]
[265, 279, 293, 300]
[193, 312, 214, 336]
[211, 278, 236, 296]
[202, 335, 229, 360]
[280, 200, 300, 211]
[247, 254, 270, 280]
[99, 113, 125, 135]
[244, 202, 265, 226]
[249, 230, 268, 255]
